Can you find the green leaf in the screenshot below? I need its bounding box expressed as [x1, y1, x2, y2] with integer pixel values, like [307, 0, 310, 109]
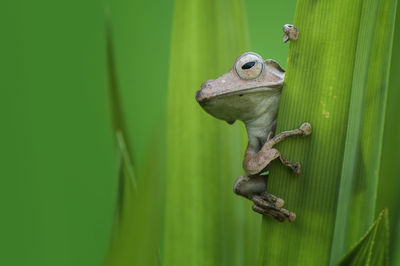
[337, 209, 389, 266]
[104, 10, 137, 213]
[104, 0, 174, 169]
[104, 132, 166, 266]
[331, 0, 397, 262]
[163, 0, 260, 265]
[104, 15, 165, 266]
[256, 0, 398, 265]
[375, 1, 400, 264]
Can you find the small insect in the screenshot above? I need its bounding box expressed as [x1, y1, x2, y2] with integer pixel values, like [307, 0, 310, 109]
[282, 24, 299, 43]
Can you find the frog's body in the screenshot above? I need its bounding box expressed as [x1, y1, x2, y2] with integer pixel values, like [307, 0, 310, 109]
[196, 52, 311, 222]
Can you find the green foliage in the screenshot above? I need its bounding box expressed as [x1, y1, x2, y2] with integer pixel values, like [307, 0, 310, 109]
[162, 1, 258, 265]
[376, 1, 400, 263]
[103, 14, 166, 266]
[5, 0, 400, 265]
[257, 0, 398, 265]
[337, 210, 389, 266]
[104, 0, 174, 171]
[331, 0, 397, 260]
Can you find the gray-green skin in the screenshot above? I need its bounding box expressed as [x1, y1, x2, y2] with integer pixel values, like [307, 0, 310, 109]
[196, 52, 311, 222]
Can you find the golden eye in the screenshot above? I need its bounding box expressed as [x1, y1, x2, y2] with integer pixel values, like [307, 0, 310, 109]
[234, 53, 264, 80]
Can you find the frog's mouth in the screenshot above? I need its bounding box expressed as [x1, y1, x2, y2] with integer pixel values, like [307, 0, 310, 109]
[211, 86, 279, 99]
[197, 86, 281, 123]
[196, 82, 281, 104]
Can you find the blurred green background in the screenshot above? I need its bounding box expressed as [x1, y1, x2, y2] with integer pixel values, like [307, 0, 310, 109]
[0, 0, 296, 265]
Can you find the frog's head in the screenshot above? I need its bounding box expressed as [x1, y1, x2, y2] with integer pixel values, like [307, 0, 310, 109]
[195, 52, 285, 124]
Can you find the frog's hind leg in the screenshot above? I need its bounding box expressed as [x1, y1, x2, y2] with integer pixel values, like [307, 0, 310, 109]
[233, 175, 295, 222]
[251, 195, 296, 222]
[233, 175, 285, 208]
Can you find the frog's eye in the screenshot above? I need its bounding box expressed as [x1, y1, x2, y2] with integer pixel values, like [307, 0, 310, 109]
[234, 53, 264, 80]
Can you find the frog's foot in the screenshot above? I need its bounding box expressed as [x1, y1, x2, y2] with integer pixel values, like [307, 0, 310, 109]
[233, 175, 285, 208]
[233, 176, 295, 222]
[279, 155, 301, 175]
[233, 175, 284, 208]
[252, 204, 286, 222]
[251, 195, 296, 222]
[261, 191, 285, 208]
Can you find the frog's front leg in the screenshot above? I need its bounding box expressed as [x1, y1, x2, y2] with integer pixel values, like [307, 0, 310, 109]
[243, 122, 312, 176]
[264, 122, 312, 149]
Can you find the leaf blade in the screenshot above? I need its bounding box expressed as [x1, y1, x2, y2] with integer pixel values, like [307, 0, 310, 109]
[330, 0, 398, 262]
[257, 0, 365, 264]
[162, 1, 259, 266]
[337, 210, 389, 266]
[256, 0, 398, 265]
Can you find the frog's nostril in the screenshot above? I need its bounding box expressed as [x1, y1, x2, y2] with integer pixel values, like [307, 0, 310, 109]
[201, 79, 215, 89]
[200, 81, 209, 89]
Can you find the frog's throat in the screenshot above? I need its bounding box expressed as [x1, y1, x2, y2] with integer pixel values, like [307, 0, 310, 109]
[245, 113, 277, 149]
[243, 94, 280, 149]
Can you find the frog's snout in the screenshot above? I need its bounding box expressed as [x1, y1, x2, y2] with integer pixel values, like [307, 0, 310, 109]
[196, 79, 214, 104]
[195, 89, 205, 103]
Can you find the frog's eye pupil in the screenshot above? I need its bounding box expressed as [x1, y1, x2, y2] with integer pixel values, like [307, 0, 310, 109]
[242, 61, 256, 70]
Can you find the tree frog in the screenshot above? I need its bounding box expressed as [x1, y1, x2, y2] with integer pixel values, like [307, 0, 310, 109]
[195, 51, 311, 222]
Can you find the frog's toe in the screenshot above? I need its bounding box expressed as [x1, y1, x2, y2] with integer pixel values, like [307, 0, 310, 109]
[288, 212, 296, 222]
[279, 156, 301, 175]
[261, 191, 285, 208]
[252, 205, 285, 222]
[274, 198, 285, 208]
[291, 162, 301, 175]
[300, 122, 312, 136]
[252, 195, 296, 222]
